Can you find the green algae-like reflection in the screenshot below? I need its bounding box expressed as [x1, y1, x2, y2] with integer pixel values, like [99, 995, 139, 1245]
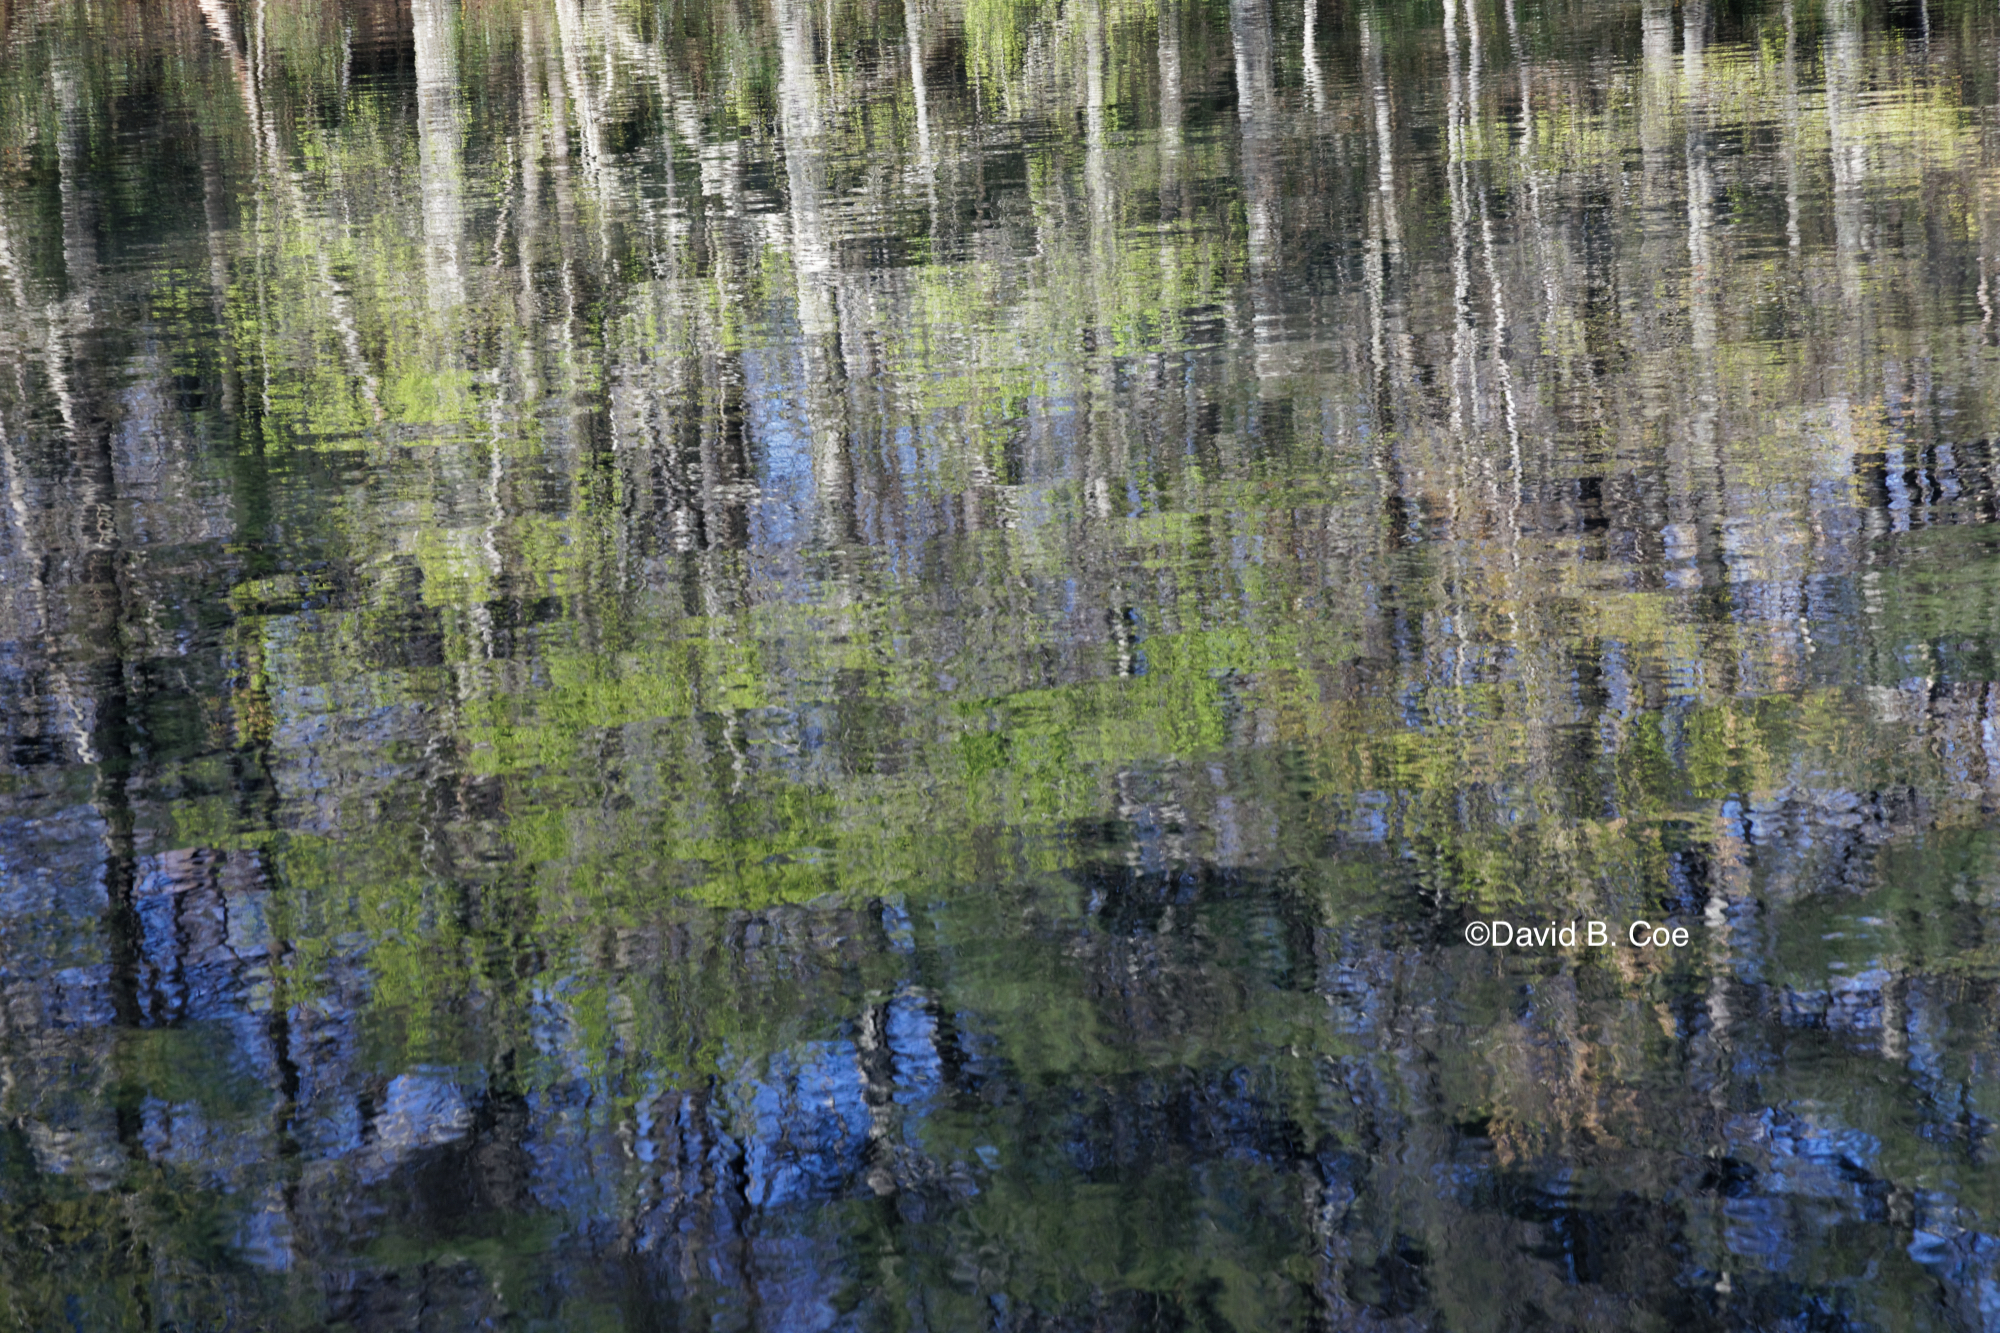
[3, 0, 2000, 1326]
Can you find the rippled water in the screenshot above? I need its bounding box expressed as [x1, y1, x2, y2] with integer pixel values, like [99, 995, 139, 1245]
[3, 0, 2000, 1326]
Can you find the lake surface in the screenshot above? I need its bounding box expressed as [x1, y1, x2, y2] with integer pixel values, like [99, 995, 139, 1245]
[3, 0, 2000, 1326]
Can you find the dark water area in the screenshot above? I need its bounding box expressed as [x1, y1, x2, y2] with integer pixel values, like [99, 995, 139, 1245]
[3, 0, 2000, 1326]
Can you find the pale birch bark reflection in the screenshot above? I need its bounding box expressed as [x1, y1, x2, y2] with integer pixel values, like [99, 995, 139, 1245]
[1443, 0, 1475, 439]
[1158, 0, 1186, 319]
[1301, 0, 1324, 120]
[413, 0, 466, 309]
[1682, 0, 1721, 570]
[776, 0, 855, 546]
[1081, 0, 1120, 520]
[1782, 0, 1803, 253]
[1230, 0, 1280, 378]
[1826, 0, 1867, 320]
[905, 0, 934, 176]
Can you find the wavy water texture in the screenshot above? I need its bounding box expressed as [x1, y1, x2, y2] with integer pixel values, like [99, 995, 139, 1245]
[1, 0, 2000, 1327]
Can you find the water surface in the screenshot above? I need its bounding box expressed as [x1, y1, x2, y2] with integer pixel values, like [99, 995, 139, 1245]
[4, 0, 2000, 1327]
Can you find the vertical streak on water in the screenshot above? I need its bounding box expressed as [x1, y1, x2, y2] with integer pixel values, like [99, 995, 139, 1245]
[1361, 10, 1399, 437]
[1367, 12, 1399, 260]
[1464, 0, 1492, 492]
[1362, 5, 1413, 653]
[1783, 0, 1802, 254]
[1085, 0, 1109, 274]
[1502, 0, 1536, 513]
[1824, 0, 1876, 581]
[905, 0, 940, 274]
[0, 400, 40, 729]
[1159, 0, 1184, 161]
[1159, 0, 1184, 241]
[0, 74, 46, 806]
[554, 0, 607, 184]
[695, 33, 756, 583]
[55, 61, 143, 1075]
[536, 10, 586, 366]
[53, 64, 99, 766]
[776, 0, 855, 547]
[625, 18, 696, 564]
[198, 0, 382, 420]
[1083, 0, 1118, 519]
[1986, 12, 2000, 347]
[1462, 0, 1484, 131]
[1159, 0, 1189, 475]
[1504, 0, 1549, 500]
[1684, 0, 1722, 604]
[1444, 0, 1473, 445]
[517, 14, 546, 337]
[905, 0, 933, 172]
[629, 15, 683, 258]
[0, 142, 47, 850]
[1467, 0, 1519, 523]
[49, 64, 87, 480]
[485, 14, 544, 667]
[413, 0, 466, 310]
[1439, 0, 1476, 718]
[1638, 0, 1684, 571]
[0, 174, 24, 311]
[1230, 0, 1278, 381]
[1301, 0, 1324, 120]
[1826, 0, 1866, 324]
[195, 0, 268, 428]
